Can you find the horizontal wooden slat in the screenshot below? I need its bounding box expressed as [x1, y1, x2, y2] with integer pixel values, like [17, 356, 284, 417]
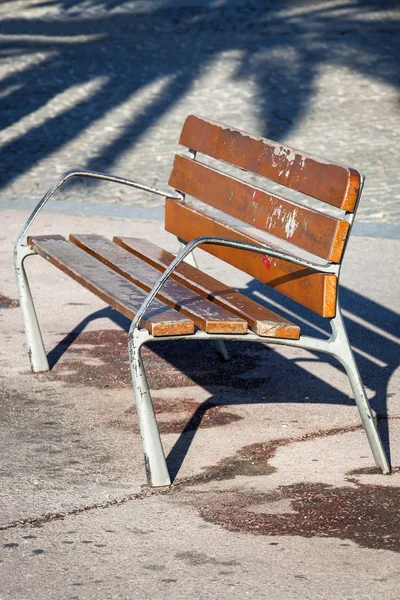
[70, 234, 247, 335]
[179, 115, 361, 212]
[27, 235, 194, 337]
[164, 199, 337, 318]
[113, 236, 300, 339]
[169, 154, 349, 262]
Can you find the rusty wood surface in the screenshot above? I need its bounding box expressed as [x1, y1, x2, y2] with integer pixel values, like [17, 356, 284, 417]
[164, 199, 337, 318]
[169, 154, 349, 262]
[179, 115, 361, 212]
[114, 236, 300, 339]
[70, 234, 248, 334]
[27, 235, 194, 337]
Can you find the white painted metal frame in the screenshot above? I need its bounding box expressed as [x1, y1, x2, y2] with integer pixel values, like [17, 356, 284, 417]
[13, 169, 182, 372]
[128, 231, 390, 485]
[14, 169, 391, 489]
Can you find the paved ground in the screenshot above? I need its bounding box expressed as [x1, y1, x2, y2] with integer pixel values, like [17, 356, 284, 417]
[0, 0, 399, 222]
[1, 1, 400, 599]
[1, 209, 400, 599]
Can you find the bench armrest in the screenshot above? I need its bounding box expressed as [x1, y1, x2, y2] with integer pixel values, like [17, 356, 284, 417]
[14, 169, 182, 255]
[129, 235, 335, 335]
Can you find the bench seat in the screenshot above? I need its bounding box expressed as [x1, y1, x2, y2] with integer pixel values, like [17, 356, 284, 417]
[28, 234, 300, 339]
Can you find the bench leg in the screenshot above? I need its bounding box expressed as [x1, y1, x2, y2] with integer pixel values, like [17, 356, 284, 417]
[214, 339, 230, 361]
[14, 247, 49, 373]
[128, 331, 171, 487]
[330, 311, 390, 474]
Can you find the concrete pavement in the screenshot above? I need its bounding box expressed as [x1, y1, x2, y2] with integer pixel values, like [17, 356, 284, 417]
[0, 208, 399, 598]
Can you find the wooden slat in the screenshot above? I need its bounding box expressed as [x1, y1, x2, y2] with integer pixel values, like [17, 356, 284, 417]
[169, 154, 349, 262]
[179, 115, 362, 212]
[114, 236, 301, 339]
[70, 234, 247, 334]
[27, 235, 194, 337]
[164, 199, 337, 318]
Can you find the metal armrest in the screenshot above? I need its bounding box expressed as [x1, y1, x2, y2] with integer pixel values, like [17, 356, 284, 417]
[14, 169, 182, 255]
[129, 235, 335, 334]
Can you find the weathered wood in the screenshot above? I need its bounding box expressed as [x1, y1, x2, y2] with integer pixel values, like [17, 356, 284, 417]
[164, 199, 337, 318]
[114, 236, 301, 339]
[27, 235, 194, 337]
[70, 234, 248, 334]
[179, 115, 361, 211]
[169, 154, 349, 262]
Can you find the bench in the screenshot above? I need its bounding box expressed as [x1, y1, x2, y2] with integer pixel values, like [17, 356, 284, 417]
[14, 115, 390, 485]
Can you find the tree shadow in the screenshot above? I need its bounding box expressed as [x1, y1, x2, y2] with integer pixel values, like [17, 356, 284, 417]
[0, 0, 399, 191]
[44, 280, 399, 482]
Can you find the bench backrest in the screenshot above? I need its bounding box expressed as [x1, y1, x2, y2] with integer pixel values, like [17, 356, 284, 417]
[165, 115, 363, 318]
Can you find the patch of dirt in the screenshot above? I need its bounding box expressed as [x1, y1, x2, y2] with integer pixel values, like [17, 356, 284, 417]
[173, 425, 400, 552]
[184, 439, 279, 483]
[346, 466, 400, 476]
[33, 330, 400, 552]
[0, 293, 19, 308]
[45, 329, 250, 432]
[46, 329, 270, 391]
[110, 398, 242, 434]
[179, 424, 363, 486]
[45, 330, 131, 389]
[196, 482, 400, 552]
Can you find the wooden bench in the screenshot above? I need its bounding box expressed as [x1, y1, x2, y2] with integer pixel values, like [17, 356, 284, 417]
[14, 115, 390, 485]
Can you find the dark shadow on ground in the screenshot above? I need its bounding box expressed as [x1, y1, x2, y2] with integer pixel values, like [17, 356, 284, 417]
[44, 280, 399, 481]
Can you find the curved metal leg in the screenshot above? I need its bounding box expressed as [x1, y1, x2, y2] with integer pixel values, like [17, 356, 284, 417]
[334, 343, 390, 474]
[14, 246, 49, 373]
[214, 339, 230, 361]
[330, 308, 390, 474]
[128, 330, 171, 486]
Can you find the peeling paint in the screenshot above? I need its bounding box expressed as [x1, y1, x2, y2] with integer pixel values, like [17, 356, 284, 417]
[284, 209, 299, 240]
[285, 148, 296, 163]
[273, 206, 282, 219]
[265, 205, 299, 240]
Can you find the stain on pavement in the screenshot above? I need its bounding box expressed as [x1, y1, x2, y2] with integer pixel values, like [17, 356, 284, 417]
[0, 293, 19, 308]
[46, 329, 270, 391]
[196, 481, 400, 553]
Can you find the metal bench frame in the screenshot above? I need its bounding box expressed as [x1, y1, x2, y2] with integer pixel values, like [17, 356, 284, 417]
[14, 169, 391, 487]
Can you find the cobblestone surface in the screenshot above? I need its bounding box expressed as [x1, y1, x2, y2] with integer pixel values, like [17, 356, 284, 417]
[0, 0, 399, 222]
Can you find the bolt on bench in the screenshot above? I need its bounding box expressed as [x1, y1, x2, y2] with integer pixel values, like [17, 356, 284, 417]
[14, 115, 390, 485]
